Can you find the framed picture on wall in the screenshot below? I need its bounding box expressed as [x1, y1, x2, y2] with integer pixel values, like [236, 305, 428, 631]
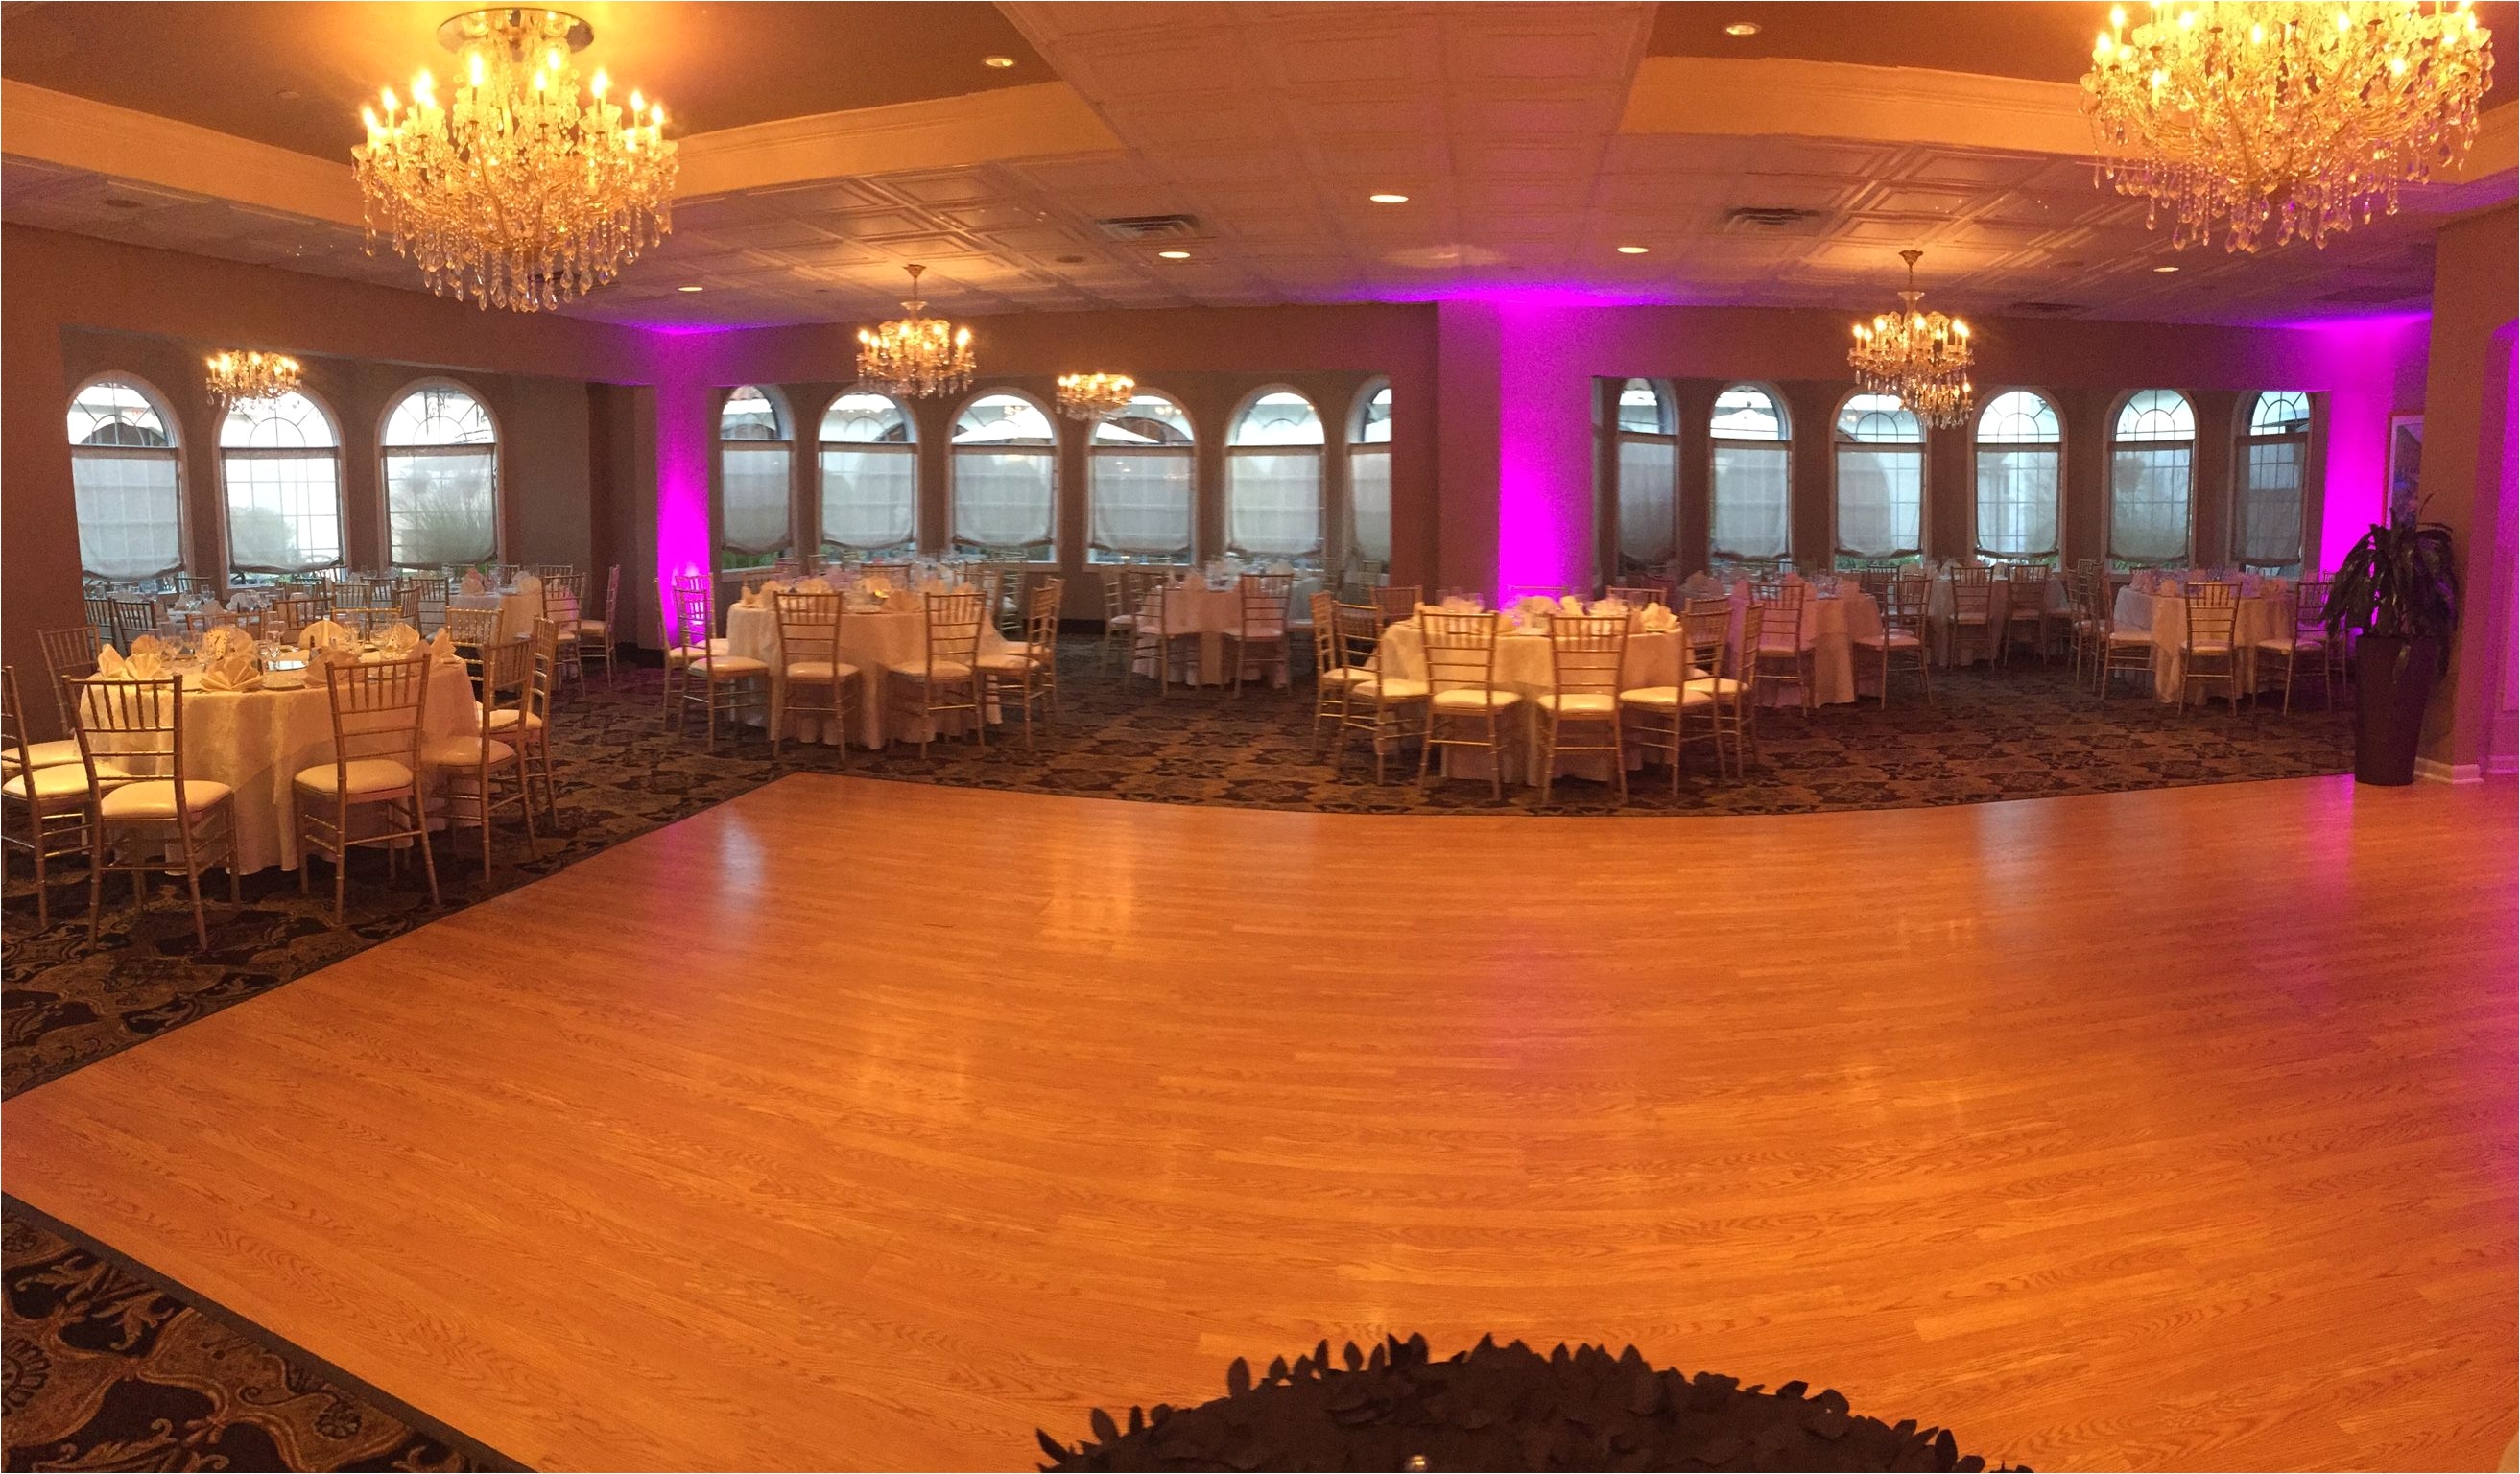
[2388, 413, 2424, 523]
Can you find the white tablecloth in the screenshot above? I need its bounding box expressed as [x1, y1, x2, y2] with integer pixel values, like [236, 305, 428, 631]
[2112, 588, 2294, 703]
[1372, 622, 1691, 785]
[1129, 580, 1319, 687]
[1926, 575, 2067, 667]
[448, 587, 575, 642]
[1719, 585, 1882, 707]
[723, 603, 1008, 747]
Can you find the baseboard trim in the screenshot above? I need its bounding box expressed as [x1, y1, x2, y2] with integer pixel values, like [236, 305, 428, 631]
[2487, 752, 2517, 778]
[2414, 757, 2484, 784]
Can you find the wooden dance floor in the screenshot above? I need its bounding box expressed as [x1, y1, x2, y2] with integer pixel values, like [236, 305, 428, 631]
[6, 775, 2513, 1470]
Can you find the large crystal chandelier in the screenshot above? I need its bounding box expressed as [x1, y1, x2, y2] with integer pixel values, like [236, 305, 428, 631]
[1847, 250, 1975, 430]
[2083, 2, 2495, 252]
[1055, 373, 1135, 420]
[856, 265, 976, 398]
[353, 8, 677, 312]
[204, 350, 301, 406]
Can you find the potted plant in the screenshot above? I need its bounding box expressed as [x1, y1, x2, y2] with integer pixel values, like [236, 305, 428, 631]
[2322, 511, 2461, 786]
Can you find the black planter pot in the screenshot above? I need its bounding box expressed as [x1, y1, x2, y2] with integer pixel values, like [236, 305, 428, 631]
[2352, 634, 2441, 786]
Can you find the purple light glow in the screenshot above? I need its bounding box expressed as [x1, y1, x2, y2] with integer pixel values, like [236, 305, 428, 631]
[640, 330, 718, 606]
[2291, 314, 2433, 567]
[1491, 303, 1607, 595]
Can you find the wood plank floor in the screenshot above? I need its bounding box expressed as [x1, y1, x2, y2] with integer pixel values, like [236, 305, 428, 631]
[5, 774, 2512, 1472]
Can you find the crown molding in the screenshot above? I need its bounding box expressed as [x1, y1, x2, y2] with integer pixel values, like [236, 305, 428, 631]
[1619, 56, 2091, 156]
[1, 80, 364, 226]
[677, 82, 1123, 198]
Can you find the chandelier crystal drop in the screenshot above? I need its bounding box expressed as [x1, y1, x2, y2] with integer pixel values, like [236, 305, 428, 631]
[856, 265, 977, 399]
[1847, 250, 1976, 430]
[1055, 372, 1136, 420]
[352, 7, 677, 313]
[204, 350, 302, 405]
[2082, 1, 2495, 252]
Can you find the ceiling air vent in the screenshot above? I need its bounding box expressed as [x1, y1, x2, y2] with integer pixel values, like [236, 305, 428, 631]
[1722, 206, 1825, 232]
[1094, 213, 1202, 241]
[2006, 300, 2086, 317]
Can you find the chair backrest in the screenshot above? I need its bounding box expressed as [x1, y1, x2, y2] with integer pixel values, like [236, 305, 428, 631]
[37, 627, 100, 734]
[107, 598, 157, 652]
[525, 618, 559, 728]
[671, 576, 719, 654]
[1883, 577, 1930, 634]
[1419, 610, 1502, 694]
[1949, 568, 1993, 619]
[321, 654, 433, 775]
[1099, 568, 1131, 622]
[774, 590, 844, 667]
[1752, 582, 1806, 647]
[1308, 592, 1342, 678]
[75, 676, 185, 798]
[1024, 577, 1063, 655]
[406, 574, 452, 631]
[1, 667, 37, 777]
[543, 571, 586, 630]
[444, 606, 503, 649]
[598, 564, 621, 630]
[83, 595, 117, 650]
[1371, 584, 1422, 626]
[1332, 601, 1384, 673]
[1238, 573, 1295, 633]
[2293, 579, 2331, 637]
[1680, 602, 1732, 679]
[534, 563, 575, 579]
[1605, 583, 1666, 610]
[1733, 606, 1767, 693]
[474, 636, 533, 741]
[920, 589, 985, 677]
[2183, 583, 2238, 649]
[1547, 613, 1628, 701]
[2009, 564, 2051, 605]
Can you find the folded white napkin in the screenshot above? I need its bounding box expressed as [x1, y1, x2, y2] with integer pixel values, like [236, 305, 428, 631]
[427, 628, 461, 665]
[97, 647, 169, 679]
[1639, 605, 1678, 633]
[460, 572, 487, 595]
[796, 577, 835, 595]
[297, 618, 354, 651]
[200, 625, 250, 659]
[761, 580, 788, 598]
[737, 584, 763, 609]
[375, 622, 421, 654]
[515, 574, 544, 601]
[198, 650, 264, 693]
[1680, 572, 1724, 597]
[129, 632, 166, 657]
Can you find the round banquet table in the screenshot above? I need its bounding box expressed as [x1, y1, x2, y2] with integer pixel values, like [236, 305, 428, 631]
[1924, 573, 2068, 667]
[448, 583, 576, 642]
[723, 602, 1007, 747]
[1714, 582, 1882, 707]
[1371, 619, 1692, 786]
[2111, 584, 2295, 703]
[1130, 579, 1319, 687]
[87, 657, 480, 874]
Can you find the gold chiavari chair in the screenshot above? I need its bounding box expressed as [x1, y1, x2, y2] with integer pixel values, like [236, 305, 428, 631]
[404, 574, 452, 635]
[107, 597, 157, 653]
[3, 667, 101, 930]
[672, 578, 771, 751]
[771, 589, 859, 762]
[1098, 567, 1140, 675]
[541, 570, 587, 686]
[293, 653, 439, 922]
[2256, 578, 2339, 714]
[1415, 609, 1520, 800]
[78, 674, 239, 948]
[1854, 577, 1932, 706]
[2096, 586, 2157, 698]
[508, 619, 561, 825]
[1328, 600, 1426, 783]
[1697, 604, 1765, 777]
[1129, 580, 1192, 696]
[576, 565, 621, 686]
[1619, 603, 1725, 792]
[1537, 612, 1629, 804]
[1946, 567, 1997, 668]
[889, 589, 987, 756]
[268, 587, 334, 643]
[2179, 582, 2243, 713]
[83, 595, 118, 651]
[1227, 572, 1296, 696]
[1306, 590, 1356, 755]
[421, 635, 537, 876]
[981, 577, 1064, 747]
[2062, 568, 2100, 684]
[1371, 584, 1422, 628]
[533, 562, 576, 580]
[36, 627, 102, 742]
[1749, 582, 1812, 716]
[2002, 564, 2054, 664]
[1605, 583, 1667, 610]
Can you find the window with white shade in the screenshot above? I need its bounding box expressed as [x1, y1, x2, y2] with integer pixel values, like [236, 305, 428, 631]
[1227, 389, 1325, 567]
[952, 392, 1058, 558]
[1615, 378, 1676, 575]
[718, 386, 791, 567]
[382, 382, 499, 567]
[69, 377, 186, 582]
[2236, 390, 2312, 570]
[1089, 392, 1196, 564]
[2108, 388, 2195, 565]
[817, 391, 916, 559]
[222, 390, 344, 575]
[1834, 394, 1924, 561]
[1347, 381, 1392, 571]
[1974, 390, 2061, 561]
[1710, 384, 1791, 561]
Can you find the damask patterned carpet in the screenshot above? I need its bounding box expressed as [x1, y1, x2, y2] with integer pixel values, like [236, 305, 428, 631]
[0, 646, 2351, 1470]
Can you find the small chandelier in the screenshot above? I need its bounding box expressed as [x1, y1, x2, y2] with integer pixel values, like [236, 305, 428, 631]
[1055, 373, 1135, 420]
[2083, 1, 2495, 252]
[204, 350, 302, 405]
[353, 7, 677, 312]
[1848, 250, 1975, 430]
[856, 265, 976, 398]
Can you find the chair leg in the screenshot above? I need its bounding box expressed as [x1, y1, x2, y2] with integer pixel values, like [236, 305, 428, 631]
[86, 819, 107, 945]
[177, 817, 207, 951]
[414, 796, 440, 908]
[332, 801, 349, 923]
[1415, 710, 1437, 793]
[1538, 716, 1556, 806]
[30, 820, 48, 931]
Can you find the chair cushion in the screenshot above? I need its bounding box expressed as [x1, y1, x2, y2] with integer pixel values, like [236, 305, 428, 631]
[1685, 677, 1748, 697]
[2, 739, 85, 774]
[292, 758, 416, 797]
[1106, 613, 1137, 630]
[1855, 631, 1926, 650]
[420, 736, 516, 769]
[577, 620, 607, 636]
[486, 708, 546, 733]
[2255, 635, 2323, 654]
[1351, 677, 1429, 701]
[2188, 639, 2234, 654]
[889, 659, 976, 680]
[1431, 686, 1521, 712]
[1319, 667, 1376, 688]
[668, 639, 729, 664]
[781, 659, 861, 682]
[1618, 685, 1714, 709]
[3, 763, 97, 805]
[1234, 623, 1288, 640]
[1536, 691, 1618, 715]
[689, 654, 770, 678]
[100, 777, 235, 819]
[2105, 630, 2152, 645]
[978, 652, 1044, 674]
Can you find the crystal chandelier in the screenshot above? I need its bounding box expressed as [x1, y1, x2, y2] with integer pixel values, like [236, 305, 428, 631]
[353, 8, 677, 312]
[1847, 250, 1975, 430]
[203, 350, 302, 406]
[856, 265, 976, 398]
[2083, 2, 2495, 252]
[1055, 373, 1135, 420]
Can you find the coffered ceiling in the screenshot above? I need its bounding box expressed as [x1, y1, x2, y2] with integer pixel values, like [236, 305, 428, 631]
[2, 1, 2512, 331]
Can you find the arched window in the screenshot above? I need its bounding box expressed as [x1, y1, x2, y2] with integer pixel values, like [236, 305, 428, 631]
[1709, 384, 1791, 561]
[1973, 390, 2061, 562]
[221, 390, 343, 576]
[1226, 389, 1325, 567]
[817, 391, 916, 559]
[69, 376, 186, 582]
[2236, 390, 2313, 571]
[1834, 394, 1924, 561]
[2108, 389, 2195, 565]
[1614, 379, 1676, 576]
[951, 391, 1058, 558]
[1347, 381, 1393, 572]
[382, 381, 499, 566]
[1088, 392, 1196, 564]
[718, 386, 791, 569]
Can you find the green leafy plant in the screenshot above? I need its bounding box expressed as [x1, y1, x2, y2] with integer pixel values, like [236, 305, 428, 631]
[2323, 511, 2460, 654]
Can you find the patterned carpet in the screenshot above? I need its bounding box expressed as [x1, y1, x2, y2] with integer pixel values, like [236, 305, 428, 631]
[0, 641, 2351, 1470]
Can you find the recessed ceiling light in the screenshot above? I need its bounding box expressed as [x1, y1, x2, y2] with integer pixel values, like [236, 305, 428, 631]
[678, 284, 705, 292]
[1724, 20, 1761, 36]
[983, 55, 1016, 68]
[2152, 264, 2180, 273]
[102, 197, 143, 210]
[276, 88, 301, 101]
[1617, 245, 1650, 254]
[1157, 249, 1192, 259]
[1368, 193, 1410, 204]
